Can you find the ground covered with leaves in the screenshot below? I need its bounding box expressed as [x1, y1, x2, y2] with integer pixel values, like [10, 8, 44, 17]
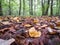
[0, 16, 60, 45]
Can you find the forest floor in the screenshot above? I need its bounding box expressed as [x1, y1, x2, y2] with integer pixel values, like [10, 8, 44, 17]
[0, 16, 60, 45]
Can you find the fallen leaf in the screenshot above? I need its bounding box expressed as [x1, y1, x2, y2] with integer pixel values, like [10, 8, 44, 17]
[0, 38, 15, 45]
[24, 24, 32, 27]
[13, 17, 20, 22]
[47, 27, 56, 34]
[29, 27, 41, 37]
[47, 27, 53, 32]
[41, 24, 47, 28]
[33, 18, 39, 23]
[1, 21, 11, 25]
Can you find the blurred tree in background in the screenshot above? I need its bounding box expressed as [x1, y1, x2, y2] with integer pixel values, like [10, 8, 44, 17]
[0, 0, 60, 16]
[0, 0, 3, 15]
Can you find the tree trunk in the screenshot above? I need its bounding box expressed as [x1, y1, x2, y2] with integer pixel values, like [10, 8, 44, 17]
[34, 0, 37, 15]
[50, 0, 53, 15]
[0, 0, 3, 16]
[56, 0, 58, 15]
[41, 0, 45, 15]
[23, 0, 25, 15]
[9, 0, 11, 15]
[44, 0, 50, 15]
[29, 0, 33, 15]
[58, 0, 60, 15]
[19, 0, 21, 15]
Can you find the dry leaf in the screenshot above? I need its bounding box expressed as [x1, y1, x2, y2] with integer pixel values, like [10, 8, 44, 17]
[0, 38, 15, 45]
[47, 27, 56, 34]
[13, 17, 20, 22]
[33, 18, 39, 23]
[1, 21, 11, 25]
[29, 27, 41, 37]
[24, 24, 32, 27]
[47, 27, 53, 32]
[56, 22, 60, 26]
[36, 23, 40, 26]
[54, 26, 60, 30]
[41, 24, 47, 28]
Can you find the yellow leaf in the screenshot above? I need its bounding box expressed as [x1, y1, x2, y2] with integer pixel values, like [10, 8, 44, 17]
[13, 17, 20, 22]
[34, 18, 39, 23]
[29, 27, 41, 37]
[24, 24, 32, 27]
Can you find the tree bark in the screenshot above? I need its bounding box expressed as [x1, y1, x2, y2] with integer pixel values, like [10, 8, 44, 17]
[34, 0, 37, 15]
[0, 0, 3, 16]
[50, 0, 53, 15]
[58, 0, 60, 15]
[44, 0, 50, 15]
[19, 0, 21, 15]
[56, 0, 58, 15]
[9, 0, 11, 15]
[23, 0, 25, 15]
[41, 0, 45, 15]
[29, 0, 33, 15]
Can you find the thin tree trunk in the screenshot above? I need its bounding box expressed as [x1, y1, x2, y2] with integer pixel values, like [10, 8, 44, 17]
[29, 0, 33, 15]
[34, 0, 37, 15]
[41, 0, 45, 15]
[23, 0, 25, 15]
[50, 0, 53, 15]
[58, 0, 60, 15]
[56, 0, 58, 15]
[44, 0, 50, 15]
[0, 0, 3, 16]
[9, 0, 11, 15]
[19, 0, 21, 15]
